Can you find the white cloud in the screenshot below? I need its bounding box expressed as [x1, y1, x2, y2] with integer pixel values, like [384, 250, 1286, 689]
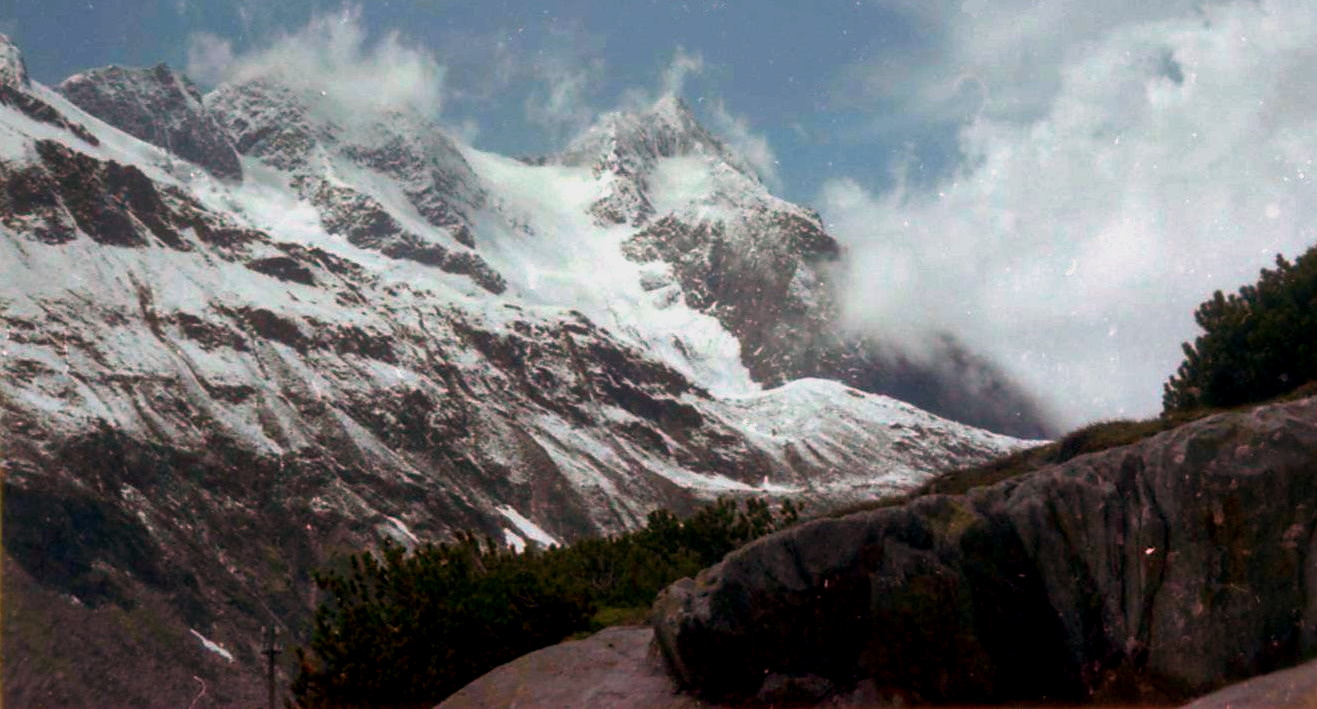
[661, 45, 704, 98]
[185, 32, 234, 86]
[614, 45, 708, 114]
[435, 21, 604, 144]
[450, 116, 481, 144]
[825, 0, 1317, 428]
[521, 24, 606, 139]
[524, 65, 597, 137]
[708, 99, 782, 192]
[207, 6, 446, 120]
[854, 0, 1206, 124]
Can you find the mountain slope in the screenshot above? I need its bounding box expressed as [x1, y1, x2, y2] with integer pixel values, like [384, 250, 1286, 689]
[559, 96, 1052, 438]
[0, 35, 1038, 708]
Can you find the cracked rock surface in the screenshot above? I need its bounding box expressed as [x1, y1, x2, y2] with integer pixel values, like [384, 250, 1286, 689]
[654, 395, 1317, 705]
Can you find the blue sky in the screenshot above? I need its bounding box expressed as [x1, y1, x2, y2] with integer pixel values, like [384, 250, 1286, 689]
[4, 0, 1317, 426]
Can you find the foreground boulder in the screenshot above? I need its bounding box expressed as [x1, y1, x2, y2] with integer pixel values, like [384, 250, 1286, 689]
[1182, 655, 1317, 709]
[438, 627, 706, 709]
[654, 397, 1317, 704]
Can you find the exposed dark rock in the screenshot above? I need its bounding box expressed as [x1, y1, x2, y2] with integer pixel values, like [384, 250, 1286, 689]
[275, 241, 364, 280]
[0, 37, 100, 146]
[205, 80, 321, 172]
[33, 139, 187, 248]
[297, 176, 406, 249]
[317, 323, 398, 364]
[59, 64, 241, 180]
[220, 305, 309, 352]
[0, 160, 77, 243]
[437, 250, 507, 294]
[342, 127, 482, 246]
[0, 84, 102, 147]
[654, 396, 1317, 704]
[0, 33, 30, 89]
[167, 312, 249, 351]
[244, 255, 316, 285]
[296, 176, 506, 293]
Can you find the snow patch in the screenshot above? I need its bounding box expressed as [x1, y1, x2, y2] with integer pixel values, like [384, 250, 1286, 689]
[496, 505, 558, 547]
[381, 515, 420, 547]
[460, 147, 760, 397]
[502, 528, 527, 554]
[189, 629, 234, 663]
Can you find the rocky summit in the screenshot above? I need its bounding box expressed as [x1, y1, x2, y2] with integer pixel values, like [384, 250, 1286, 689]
[59, 64, 244, 181]
[0, 34, 1046, 707]
[652, 395, 1317, 706]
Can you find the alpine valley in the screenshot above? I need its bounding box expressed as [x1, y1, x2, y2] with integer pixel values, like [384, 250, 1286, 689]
[0, 36, 1050, 707]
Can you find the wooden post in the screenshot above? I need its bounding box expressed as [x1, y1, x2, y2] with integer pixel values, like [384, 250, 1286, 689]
[262, 626, 280, 709]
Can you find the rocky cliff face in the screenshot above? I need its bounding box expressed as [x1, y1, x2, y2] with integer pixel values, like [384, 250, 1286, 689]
[58, 64, 242, 180]
[654, 395, 1317, 705]
[0, 37, 1039, 707]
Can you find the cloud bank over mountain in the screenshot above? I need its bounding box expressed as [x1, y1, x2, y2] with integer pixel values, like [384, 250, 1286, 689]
[823, 0, 1317, 427]
[187, 6, 446, 120]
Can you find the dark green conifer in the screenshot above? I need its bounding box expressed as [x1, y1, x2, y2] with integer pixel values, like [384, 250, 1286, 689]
[292, 498, 800, 708]
[1164, 250, 1317, 412]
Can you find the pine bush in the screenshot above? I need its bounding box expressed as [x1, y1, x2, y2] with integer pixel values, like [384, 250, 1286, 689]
[1164, 250, 1317, 413]
[291, 498, 800, 708]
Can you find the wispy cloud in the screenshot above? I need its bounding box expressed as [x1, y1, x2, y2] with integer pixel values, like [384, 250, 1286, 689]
[824, 0, 1317, 427]
[184, 31, 234, 86]
[614, 47, 783, 192]
[708, 98, 782, 192]
[520, 22, 606, 140]
[848, 0, 1206, 125]
[660, 45, 704, 97]
[191, 6, 446, 120]
[431, 20, 606, 144]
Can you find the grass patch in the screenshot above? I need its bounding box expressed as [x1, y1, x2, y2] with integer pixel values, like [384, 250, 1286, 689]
[580, 606, 651, 636]
[569, 606, 651, 639]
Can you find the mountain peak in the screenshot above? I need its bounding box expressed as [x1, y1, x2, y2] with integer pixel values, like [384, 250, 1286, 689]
[645, 93, 699, 130]
[556, 93, 766, 226]
[58, 63, 243, 180]
[561, 93, 722, 171]
[0, 34, 29, 89]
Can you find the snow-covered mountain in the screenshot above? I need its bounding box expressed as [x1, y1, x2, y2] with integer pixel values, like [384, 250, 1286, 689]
[0, 36, 1043, 707]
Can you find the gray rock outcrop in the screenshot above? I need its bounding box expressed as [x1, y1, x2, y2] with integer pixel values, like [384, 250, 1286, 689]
[1182, 655, 1317, 709]
[58, 64, 242, 180]
[653, 396, 1317, 704]
[0, 36, 99, 146]
[438, 627, 708, 709]
[0, 33, 29, 89]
